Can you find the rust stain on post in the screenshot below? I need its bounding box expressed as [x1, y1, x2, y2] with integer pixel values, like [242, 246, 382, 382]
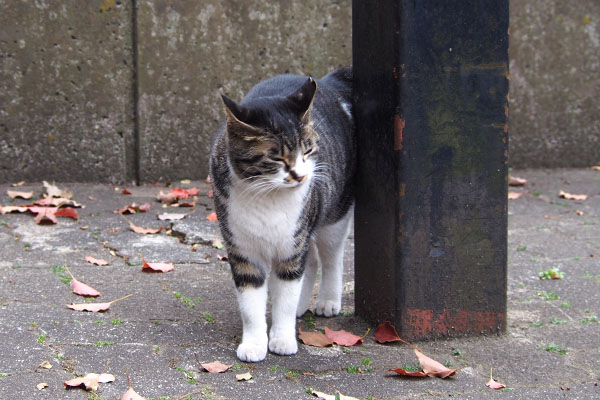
[394, 115, 405, 151]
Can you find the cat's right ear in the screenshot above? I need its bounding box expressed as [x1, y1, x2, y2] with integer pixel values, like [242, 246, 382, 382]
[221, 94, 253, 126]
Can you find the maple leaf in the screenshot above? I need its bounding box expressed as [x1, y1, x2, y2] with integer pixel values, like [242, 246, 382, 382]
[67, 294, 132, 312]
[63, 373, 115, 391]
[206, 212, 218, 222]
[85, 256, 109, 266]
[201, 361, 232, 373]
[28, 207, 58, 224]
[559, 190, 588, 201]
[324, 327, 363, 346]
[7, 190, 34, 199]
[65, 266, 101, 297]
[374, 321, 405, 344]
[298, 327, 334, 347]
[486, 368, 507, 390]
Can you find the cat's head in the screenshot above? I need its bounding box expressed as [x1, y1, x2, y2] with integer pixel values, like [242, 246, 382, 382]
[221, 77, 318, 189]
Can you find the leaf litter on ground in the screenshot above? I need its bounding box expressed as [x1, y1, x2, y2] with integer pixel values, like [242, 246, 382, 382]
[85, 256, 109, 266]
[64, 266, 101, 297]
[120, 366, 146, 400]
[486, 368, 507, 390]
[67, 294, 132, 312]
[64, 372, 115, 392]
[200, 361, 233, 373]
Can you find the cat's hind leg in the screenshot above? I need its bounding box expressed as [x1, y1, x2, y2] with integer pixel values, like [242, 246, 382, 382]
[314, 206, 353, 317]
[296, 240, 319, 317]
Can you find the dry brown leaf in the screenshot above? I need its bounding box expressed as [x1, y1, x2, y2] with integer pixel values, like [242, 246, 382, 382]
[374, 321, 404, 344]
[486, 368, 507, 390]
[43, 181, 72, 199]
[508, 191, 523, 200]
[67, 294, 132, 312]
[63, 372, 115, 391]
[311, 389, 360, 400]
[122, 188, 132, 195]
[11, 181, 25, 187]
[36, 382, 48, 390]
[508, 175, 527, 186]
[0, 205, 28, 214]
[116, 203, 151, 215]
[121, 387, 145, 400]
[201, 361, 232, 373]
[85, 256, 109, 266]
[324, 327, 363, 346]
[7, 190, 34, 199]
[298, 327, 334, 347]
[235, 371, 253, 381]
[34, 197, 83, 208]
[559, 190, 588, 201]
[141, 260, 174, 273]
[121, 215, 162, 234]
[414, 348, 457, 378]
[157, 213, 187, 221]
[591, 166, 600, 171]
[39, 360, 53, 369]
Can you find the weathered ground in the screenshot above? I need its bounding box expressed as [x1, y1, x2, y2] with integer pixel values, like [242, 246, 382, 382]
[0, 168, 598, 399]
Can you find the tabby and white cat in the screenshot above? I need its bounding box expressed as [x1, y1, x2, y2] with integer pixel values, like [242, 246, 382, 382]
[209, 67, 355, 362]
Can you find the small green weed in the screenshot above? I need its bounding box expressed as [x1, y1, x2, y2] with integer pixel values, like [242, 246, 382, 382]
[268, 365, 280, 372]
[451, 349, 462, 356]
[516, 245, 527, 251]
[530, 321, 544, 328]
[51, 265, 71, 285]
[536, 290, 559, 301]
[93, 341, 115, 346]
[204, 313, 215, 323]
[302, 313, 316, 329]
[549, 317, 567, 325]
[0, 373, 7, 378]
[95, 320, 105, 325]
[580, 315, 598, 324]
[583, 273, 600, 282]
[111, 319, 123, 325]
[285, 369, 300, 378]
[560, 301, 572, 308]
[540, 342, 568, 355]
[401, 363, 421, 372]
[538, 267, 564, 280]
[37, 334, 47, 344]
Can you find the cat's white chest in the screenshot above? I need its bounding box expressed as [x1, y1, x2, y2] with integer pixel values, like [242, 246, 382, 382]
[228, 184, 308, 266]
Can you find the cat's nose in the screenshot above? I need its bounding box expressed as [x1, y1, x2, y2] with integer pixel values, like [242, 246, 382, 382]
[290, 170, 306, 182]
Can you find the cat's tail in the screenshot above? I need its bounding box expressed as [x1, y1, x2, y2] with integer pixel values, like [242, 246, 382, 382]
[322, 66, 352, 103]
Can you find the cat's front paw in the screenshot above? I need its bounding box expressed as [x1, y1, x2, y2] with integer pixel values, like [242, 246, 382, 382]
[268, 334, 298, 356]
[237, 341, 268, 362]
[314, 300, 341, 317]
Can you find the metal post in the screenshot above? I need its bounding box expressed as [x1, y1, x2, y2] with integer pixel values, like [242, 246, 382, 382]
[353, 0, 509, 340]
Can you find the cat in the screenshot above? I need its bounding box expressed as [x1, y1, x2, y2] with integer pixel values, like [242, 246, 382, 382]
[209, 66, 355, 362]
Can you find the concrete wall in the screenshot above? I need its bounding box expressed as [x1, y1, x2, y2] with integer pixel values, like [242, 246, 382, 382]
[0, 0, 598, 183]
[509, 0, 600, 168]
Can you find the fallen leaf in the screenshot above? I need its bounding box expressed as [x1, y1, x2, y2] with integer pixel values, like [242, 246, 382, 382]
[141, 260, 174, 273]
[0, 205, 28, 214]
[7, 190, 34, 199]
[235, 371, 253, 381]
[387, 367, 428, 377]
[508, 191, 523, 200]
[157, 213, 187, 221]
[36, 382, 48, 390]
[201, 361, 232, 373]
[67, 294, 132, 312]
[206, 212, 218, 222]
[311, 389, 360, 400]
[28, 207, 58, 224]
[212, 239, 224, 249]
[508, 176, 527, 186]
[85, 256, 109, 266]
[116, 203, 151, 215]
[591, 166, 600, 171]
[55, 207, 79, 220]
[65, 266, 101, 297]
[559, 190, 588, 201]
[122, 188, 132, 195]
[43, 181, 72, 199]
[298, 327, 334, 347]
[39, 360, 53, 369]
[576, 210, 584, 216]
[217, 254, 228, 261]
[157, 190, 178, 204]
[63, 373, 115, 391]
[33, 197, 83, 208]
[324, 327, 363, 346]
[121, 387, 146, 400]
[414, 348, 457, 378]
[486, 368, 506, 389]
[121, 215, 162, 234]
[172, 200, 196, 207]
[180, 179, 191, 184]
[374, 321, 403, 344]
[11, 181, 25, 187]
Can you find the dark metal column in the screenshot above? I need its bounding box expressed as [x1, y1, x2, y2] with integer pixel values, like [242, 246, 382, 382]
[353, 0, 509, 340]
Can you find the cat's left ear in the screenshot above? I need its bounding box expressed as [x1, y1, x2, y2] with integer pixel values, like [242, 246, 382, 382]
[288, 77, 317, 118]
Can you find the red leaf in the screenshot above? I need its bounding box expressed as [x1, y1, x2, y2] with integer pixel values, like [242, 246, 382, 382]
[486, 368, 507, 389]
[157, 190, 178, 204]
[122, 188, 132, 195]
[55, 207, 79, 220]
[324, 327, 363, 346]
[201, 361, 232, 373]
[388, 368, 428, 377]
[121, 387, 145, 400]
[374, 321, 403, 343]
[85, 256, 109, 266]
[414, 348, 457, 378]
[206, 212, 218, 222]
[170, 188, 190, 199]
[298, 327, 334, 347]
[141, 260, 174, 273]
[67, 294, 132, 312]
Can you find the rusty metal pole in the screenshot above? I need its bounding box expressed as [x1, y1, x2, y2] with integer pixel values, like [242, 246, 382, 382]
[353, 0, 509, 339]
